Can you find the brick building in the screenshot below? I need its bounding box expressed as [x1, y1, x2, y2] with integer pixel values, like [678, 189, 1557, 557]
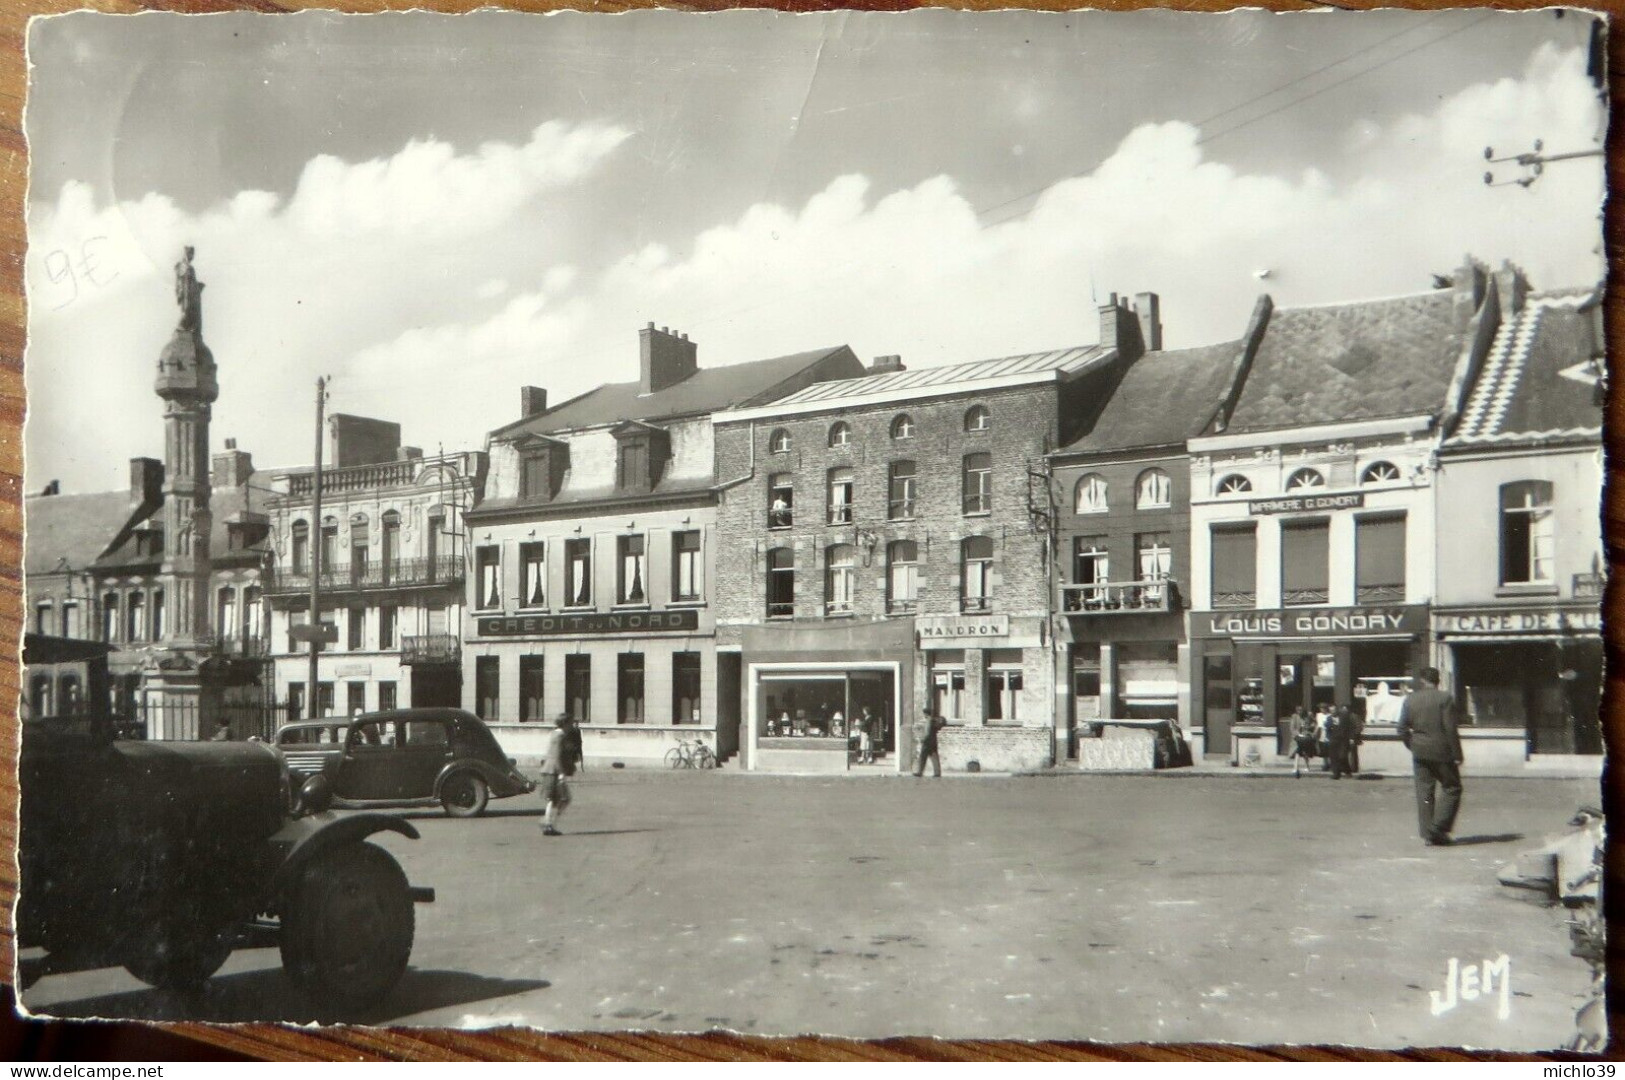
[712, 345, 1118, 774]
[1050, 292, 1259, 750]
[262, 414, 486, 722]
[463, 325, 861, 767]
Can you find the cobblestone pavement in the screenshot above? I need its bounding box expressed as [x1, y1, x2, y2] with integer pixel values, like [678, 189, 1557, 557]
[21, 771, 1597, 1049]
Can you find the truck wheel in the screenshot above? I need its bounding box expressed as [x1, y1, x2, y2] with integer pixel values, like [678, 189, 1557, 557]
[281, 841, 414, 1012]
[440, 772, 489, 817]
[123, 917, 234, 992]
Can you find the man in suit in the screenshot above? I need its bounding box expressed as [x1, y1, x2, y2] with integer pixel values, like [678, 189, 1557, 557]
[1397, 667, 1464, 846]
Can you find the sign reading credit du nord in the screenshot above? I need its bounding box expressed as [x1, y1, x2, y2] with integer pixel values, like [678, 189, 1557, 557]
[1194, 605, 1427, 639]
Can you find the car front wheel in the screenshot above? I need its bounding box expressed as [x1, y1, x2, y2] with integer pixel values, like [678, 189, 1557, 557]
[280, 841, 414, 1012]
[440, 772, 489, 817]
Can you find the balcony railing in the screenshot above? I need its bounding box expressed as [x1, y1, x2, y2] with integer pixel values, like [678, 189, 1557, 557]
[1355, 584, 1406, 603]
[213, 634, 268, 657]
[1283, 588, 1330, 607]
[1211, 590, 1256, 610]
[1573, 572, 1606, 600]
[265, 555, 464, 595]
[1060, 580, 1178, 614]
[288, 459, 420, 497]
[400, 633, 460, 665]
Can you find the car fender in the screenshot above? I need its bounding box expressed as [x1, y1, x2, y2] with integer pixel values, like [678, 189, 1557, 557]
[433, 758, 513, 798]
[270, 812, 421, 902]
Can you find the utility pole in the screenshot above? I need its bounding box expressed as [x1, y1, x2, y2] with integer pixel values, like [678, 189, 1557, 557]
[307, 376, 327, 713]
[1483, 140, 1603, 189]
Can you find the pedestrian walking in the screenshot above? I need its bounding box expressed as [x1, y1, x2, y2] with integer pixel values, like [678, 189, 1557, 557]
[1397, 667, 1464, 847]
[540, 713, 582, 836]
[1342, 705, 1363, 775]
[859, 706, 877, 764]
[1289, 708, 1317, 777]
[1314, 704, 1333, 770]
[911, 711, 947, 778]
[1326, 707, 1349, 780]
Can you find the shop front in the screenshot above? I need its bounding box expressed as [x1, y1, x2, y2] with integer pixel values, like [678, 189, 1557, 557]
[1435, 605, 1603, 763]
[1190, 604, 1429, 769]
[740, 618, 914, 773]
[918, 613, 1053, 773]
[1062, 609, 1186, 747]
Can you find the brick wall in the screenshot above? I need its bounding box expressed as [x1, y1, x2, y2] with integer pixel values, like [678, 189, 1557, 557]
[933, 726, 1051, 772]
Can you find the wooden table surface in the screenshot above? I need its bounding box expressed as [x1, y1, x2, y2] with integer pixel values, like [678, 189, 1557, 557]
[0, 0, 1619, 1062]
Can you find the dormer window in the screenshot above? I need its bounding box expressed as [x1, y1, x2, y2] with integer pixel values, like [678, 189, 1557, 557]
[516, 434, 568, 502]
[611, 421, 670, 494]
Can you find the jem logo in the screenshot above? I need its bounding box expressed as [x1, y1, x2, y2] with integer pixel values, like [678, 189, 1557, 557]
[1430, 955, 1511, 1020]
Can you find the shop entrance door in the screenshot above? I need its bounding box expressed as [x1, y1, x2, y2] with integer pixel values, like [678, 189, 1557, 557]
[1276, 652, 1339, 754]
[848, 672, 895, 758]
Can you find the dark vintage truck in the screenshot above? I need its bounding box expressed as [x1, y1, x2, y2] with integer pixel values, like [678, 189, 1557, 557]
[17, 634, 436, 1010]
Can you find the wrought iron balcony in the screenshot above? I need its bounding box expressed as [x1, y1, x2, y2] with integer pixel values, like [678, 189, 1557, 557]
[265, 555, 464, 596]
[1573, 572, 1606, 600]
[1211, 590, 1256, 610]
[1060, 579, 1179, 614]
[1355, 584, 1406, 603]
[401, 633, 460, 665]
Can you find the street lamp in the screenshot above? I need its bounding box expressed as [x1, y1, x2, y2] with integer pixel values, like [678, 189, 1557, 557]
[1483, 139, 1604, 189]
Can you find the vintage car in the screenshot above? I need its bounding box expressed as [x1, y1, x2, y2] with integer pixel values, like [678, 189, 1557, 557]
[17, 634, 435, 1008]
[275, 708, 535, 817]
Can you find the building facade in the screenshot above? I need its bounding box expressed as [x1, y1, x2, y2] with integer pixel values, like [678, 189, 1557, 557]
[1186, 268, 1501, 768]
[713, 344, 1118, 774]
[463, 325, 862, 767]
[1433, 285, 1605, 761]
[264, 416, 485, 723]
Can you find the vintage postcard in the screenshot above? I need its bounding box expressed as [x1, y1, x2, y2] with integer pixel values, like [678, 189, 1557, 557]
[15, 8, 1608, 1050]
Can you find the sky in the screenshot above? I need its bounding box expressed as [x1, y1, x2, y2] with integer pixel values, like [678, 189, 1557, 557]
[23, 8, 1607, 494]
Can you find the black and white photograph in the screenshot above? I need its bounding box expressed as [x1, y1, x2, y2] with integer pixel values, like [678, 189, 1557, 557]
[14, 7, 1609, 1051]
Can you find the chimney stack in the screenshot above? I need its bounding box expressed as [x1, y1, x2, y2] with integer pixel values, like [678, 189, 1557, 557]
[1493, 260, 1530, 322]
[1451, 255, 1490, 335]
[1098, 292, 1146, 362]
[521, 386, 549, 418]
[639, 324, 699, 395]
[211, 442, 255, 488]
[869, 355, 905, 375]
[1133, 292, 1162, 353]
[129, 456, 164, 506]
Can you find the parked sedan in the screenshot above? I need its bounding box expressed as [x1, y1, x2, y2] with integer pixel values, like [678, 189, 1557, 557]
[276, 708, 534, 817]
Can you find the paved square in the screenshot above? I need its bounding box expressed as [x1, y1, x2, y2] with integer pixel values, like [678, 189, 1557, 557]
[23, 771, 1595, 1049]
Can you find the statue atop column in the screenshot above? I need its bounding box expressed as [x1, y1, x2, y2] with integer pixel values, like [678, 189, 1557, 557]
[174, 245, 204, 334]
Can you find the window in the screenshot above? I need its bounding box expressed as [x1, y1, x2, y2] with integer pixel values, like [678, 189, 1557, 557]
[101, 593, 118, 643]
[521, 541, 547, 608]
[767, 548, 795, 618]
[33, 601, 50, 635]
[1136, 531, 1173, 604]
[426, 514, 443, 570]
[30, 675, 51, 718]
[476, 545, 501, 609]
[827, 467, 854, 525]
[347, 606, 365, 651]
[987, 661, 1024, 723]
[245, 587, 262, 644]
[565, 654, 591, 722]
[672, 531, 702, 602]
[618, 653, 645, 724]
[346, 682, 366, 718]
[964, 405, 991, 432]
[1286, 468, 1325, 491]
[1500, 481, 1554, 586]
[1217, 474, 1253, 496]
[152, 590, 165, 640]
[1356, 514, 1407, 602]
[1361, 461, 1402, 484]
[1135, 468, 1171, 509]
[319, 519, 338, 574]
[291, 520, 308, 574]
[315, 681, 335, 719]
[350, 514, 369, 582]
[825, 544, 857, 615]
[1074, 474, 1108, 514]
[768, 474, 794, 529]
[888, 460, 916, 520]
[1211, 523, 1257, 609]
[963, 453, 992, 514]
[828, 421, 852, 448]
[962, 536, 994, 612]
[890, 414, 915, 440]
[618, 535, 647, 605]
[475, 656, 500, 720]
[127, 592, 145, 643]
[287, 682, 305, 722]
[565, 538, 592, 607]
[932, 663, 966, 722]
[60, 601, 80, 638]
[521, 451, 551, 500]
[887, 540, 919, 614]
[1070, 535, 1109, 609]
[617, 439, 649, 490]
[288, 608, 308, 653]
[519, 655, 545, 722]
[381, 511, 401, 580]
[672, 652, 702, 724]
[769, 428, 792, 454]
[379, 603, 396, 649]
[217, 587, 237, 640]
[1281, 518, 1330, 606]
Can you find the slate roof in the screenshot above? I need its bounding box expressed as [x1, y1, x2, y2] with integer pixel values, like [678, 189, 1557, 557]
[1447, 291, 1602, 446]
[24, 490, 139, 577]
[94, 473, 271, 571]
[473, 475, 719, 518]
[1057, 340, 1243, 455]
[494, 346, 858, 437]
[765, 346, 1112, 408]
[1222, 291, 1465, 434]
